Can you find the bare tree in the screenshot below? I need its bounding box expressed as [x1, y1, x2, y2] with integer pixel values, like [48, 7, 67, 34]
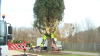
[59, 23, 75, 42]
[81, 20, 85, 31]
[54, 28, 60, 41]
[84, 18, 96, 42]
[74, 22, 81, 42]
[12, 27, 36, 43]
[85, 18, 95, 30]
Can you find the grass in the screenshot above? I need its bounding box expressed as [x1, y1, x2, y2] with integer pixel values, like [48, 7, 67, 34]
[63, 50, 99, 53]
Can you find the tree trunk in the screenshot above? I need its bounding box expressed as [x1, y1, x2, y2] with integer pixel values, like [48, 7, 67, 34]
[47, 36, 52, 52]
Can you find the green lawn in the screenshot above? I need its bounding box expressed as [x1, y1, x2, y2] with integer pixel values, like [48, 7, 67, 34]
[63, 50, 99, 53]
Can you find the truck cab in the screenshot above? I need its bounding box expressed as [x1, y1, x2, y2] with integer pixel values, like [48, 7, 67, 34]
[55, 41, 62, 50]
[0, 14, 12, 56]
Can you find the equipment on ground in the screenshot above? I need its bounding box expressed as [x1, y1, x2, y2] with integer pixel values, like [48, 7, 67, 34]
[51, 38, 59, 52]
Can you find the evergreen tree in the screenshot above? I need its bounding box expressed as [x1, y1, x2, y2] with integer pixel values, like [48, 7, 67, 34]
[33, 0, 65, 51]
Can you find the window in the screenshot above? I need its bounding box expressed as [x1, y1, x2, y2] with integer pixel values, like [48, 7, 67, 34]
[0, 20, 6, 45]
[0, 37, 4, 42]
[0, 20, 6, 36]
[56, 41, 61, 45]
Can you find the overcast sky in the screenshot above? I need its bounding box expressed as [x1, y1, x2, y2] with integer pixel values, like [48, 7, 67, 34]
[1, 0, 100, 29]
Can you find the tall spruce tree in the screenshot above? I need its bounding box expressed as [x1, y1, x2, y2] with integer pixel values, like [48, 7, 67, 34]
[33, 0, 65, 51]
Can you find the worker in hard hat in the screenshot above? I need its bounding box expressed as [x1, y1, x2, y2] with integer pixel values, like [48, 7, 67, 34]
[40, 42, 44, 52]
[29, 43, 34, 52]
[42, 27, 49, 43]
[51, 31, 55, 44]
[42, 35, 47, 44]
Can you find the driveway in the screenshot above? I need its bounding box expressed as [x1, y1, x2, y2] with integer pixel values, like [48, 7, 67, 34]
[9, 50, 41, 56]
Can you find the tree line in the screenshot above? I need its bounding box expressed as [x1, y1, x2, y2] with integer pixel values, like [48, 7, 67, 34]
[60, 18, 100, 42]
[12, 27, 40, 45]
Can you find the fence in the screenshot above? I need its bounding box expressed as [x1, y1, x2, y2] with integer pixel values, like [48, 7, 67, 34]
[62, 42, 100, 51]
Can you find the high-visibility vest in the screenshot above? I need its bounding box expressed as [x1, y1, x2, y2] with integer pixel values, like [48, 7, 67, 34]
[43, 35, 47, 40]
[45, 36, 47, 39]
[41, 43, 43, 47]
[51, 33, 54, 38]
[30, 43, 33, 47]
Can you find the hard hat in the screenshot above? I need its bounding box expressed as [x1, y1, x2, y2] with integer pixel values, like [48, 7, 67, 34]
[41, 42, 43, 43]
[30, 43, 32, 45]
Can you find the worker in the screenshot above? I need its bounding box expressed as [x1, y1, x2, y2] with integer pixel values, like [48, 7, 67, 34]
[30, 43, 34, 51]
[51, 31, 55, 44]
[42, 35, 47, 43]
[42, 27, 49, 42]
[40, 42, 44, 52]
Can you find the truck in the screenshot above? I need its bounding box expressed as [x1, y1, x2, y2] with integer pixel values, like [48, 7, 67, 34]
[36, 38, 62, 51]
[0, 14, 12, 56]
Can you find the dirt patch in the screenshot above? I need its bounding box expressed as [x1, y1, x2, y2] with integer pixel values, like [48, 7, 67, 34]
[12, 54, 38, 56]
[29, 51, 71, 55]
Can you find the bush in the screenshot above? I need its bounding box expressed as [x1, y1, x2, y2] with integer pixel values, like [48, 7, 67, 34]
[12, 40, 23, 43]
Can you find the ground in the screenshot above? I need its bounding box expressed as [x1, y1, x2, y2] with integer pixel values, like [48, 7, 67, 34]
[9, 49, 99, 56]
[9, 50, 41, 56]
[29, 51, 71, 55]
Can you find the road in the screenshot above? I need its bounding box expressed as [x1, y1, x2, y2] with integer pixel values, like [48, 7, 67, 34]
[9, 50, 41, 56]
[59, 51, 99, 56]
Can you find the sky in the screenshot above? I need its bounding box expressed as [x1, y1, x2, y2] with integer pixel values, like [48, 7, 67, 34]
[1, 0, 100, 29]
